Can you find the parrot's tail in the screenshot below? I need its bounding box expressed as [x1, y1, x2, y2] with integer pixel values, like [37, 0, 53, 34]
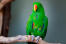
[28, 42, 37, 44]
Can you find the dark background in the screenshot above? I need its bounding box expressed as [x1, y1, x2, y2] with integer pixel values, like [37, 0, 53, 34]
[8, 0, 66, 44]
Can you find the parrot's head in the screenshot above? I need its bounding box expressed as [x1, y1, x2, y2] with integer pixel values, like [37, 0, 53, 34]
[33, 2, 44, 12]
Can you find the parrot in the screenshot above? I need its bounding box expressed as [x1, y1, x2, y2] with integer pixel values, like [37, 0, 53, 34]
[26, 2, 48, 44]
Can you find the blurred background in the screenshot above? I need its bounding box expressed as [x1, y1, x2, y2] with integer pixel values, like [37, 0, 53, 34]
[8, 0, 66, 44]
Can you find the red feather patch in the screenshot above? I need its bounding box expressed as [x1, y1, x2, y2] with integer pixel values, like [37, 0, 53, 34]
[33, 22, 35, 26]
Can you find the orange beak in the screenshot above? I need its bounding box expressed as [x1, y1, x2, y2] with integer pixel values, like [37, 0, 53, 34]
[34, 4, 37, 12]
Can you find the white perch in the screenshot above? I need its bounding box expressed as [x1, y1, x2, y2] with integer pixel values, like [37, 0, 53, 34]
[0, 35, 40, 43]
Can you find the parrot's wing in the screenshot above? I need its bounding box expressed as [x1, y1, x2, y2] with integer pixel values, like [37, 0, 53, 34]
[44, 16, 48, 30]
[42, 16, 48, 39]
[26, 15, 33, 35]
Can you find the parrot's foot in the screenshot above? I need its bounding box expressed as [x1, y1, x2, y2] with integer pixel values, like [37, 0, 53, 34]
[31, 35, 40, 43]
[35, 36, 40, 43]
[27, 36, 40, 44]
[31, 35, 35, 41]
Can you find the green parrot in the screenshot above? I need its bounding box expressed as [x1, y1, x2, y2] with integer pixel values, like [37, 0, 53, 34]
[26, 2, 48, 44]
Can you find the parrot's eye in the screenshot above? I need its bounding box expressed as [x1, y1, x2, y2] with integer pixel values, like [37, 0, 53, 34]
[40, 4, 41, 6]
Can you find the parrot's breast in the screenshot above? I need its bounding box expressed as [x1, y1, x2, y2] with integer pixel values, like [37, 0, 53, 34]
[31, 20, 45, 36]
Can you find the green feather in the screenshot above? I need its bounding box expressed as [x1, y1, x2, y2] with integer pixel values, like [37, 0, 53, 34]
[26, 2, 48, 42]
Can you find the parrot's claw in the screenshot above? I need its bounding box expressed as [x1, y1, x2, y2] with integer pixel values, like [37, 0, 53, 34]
[36, 36, 40, 43]
[31, 35, 35, 41]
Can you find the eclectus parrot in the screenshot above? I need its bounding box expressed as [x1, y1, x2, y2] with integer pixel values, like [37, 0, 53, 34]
[26, 2, 48, 44]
